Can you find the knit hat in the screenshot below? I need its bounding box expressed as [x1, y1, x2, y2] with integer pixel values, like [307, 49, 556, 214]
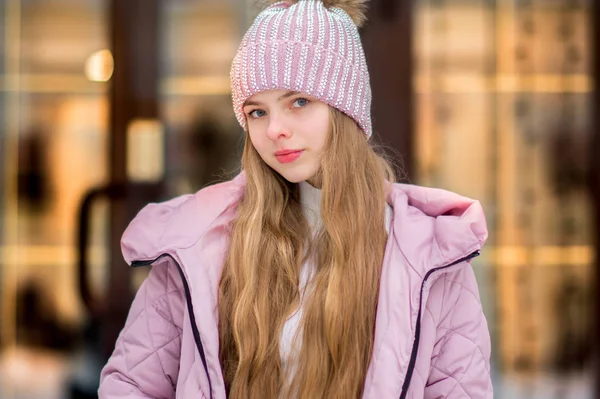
[230, 0, 372, 137]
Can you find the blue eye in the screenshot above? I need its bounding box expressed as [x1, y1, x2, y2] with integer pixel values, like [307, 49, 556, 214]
[249, 109, 266, 118]
[292, 98, 309, 108]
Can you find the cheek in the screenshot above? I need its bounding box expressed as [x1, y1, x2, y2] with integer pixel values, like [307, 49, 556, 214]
[312, 118, 330, 150]
[248, 129, 264, 149]
[248, 130, 271, 159]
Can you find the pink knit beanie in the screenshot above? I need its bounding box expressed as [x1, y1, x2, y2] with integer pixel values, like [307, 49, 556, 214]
[230, 0, 372, 137]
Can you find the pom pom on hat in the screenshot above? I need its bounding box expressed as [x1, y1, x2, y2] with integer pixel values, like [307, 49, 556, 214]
[258, 0, 369, 27]
[322, 0, 369, 27]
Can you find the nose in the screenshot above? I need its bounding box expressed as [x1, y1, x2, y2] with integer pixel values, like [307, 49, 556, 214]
[265, 111, 292, 141]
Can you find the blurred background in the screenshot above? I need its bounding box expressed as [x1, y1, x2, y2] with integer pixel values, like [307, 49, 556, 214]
[0, 0, 597, 398]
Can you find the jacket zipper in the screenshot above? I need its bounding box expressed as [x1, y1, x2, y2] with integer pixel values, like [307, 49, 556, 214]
[132, 255, 214, 399]
[398, 250, 481, 399]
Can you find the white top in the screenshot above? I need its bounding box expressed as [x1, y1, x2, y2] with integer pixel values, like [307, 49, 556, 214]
[279, 181, 393, 378]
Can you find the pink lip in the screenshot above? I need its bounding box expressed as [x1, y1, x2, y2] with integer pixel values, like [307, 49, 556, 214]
[275, 149, 303, 164]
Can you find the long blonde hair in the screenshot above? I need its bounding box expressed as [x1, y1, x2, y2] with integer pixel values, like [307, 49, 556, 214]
[218, 107, 395, 398]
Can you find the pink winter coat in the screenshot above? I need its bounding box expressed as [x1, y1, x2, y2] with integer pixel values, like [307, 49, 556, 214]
[99, 172, 493, 398]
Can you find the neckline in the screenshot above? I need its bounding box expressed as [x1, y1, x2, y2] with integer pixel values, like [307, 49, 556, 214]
[299, 180, 322, 231]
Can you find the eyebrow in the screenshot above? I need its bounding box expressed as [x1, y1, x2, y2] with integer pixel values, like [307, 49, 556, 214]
[243, 91, 300, 107]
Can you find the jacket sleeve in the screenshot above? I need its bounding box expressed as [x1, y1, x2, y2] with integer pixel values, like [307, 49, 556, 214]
[99, 258, 185, 399]
[424, 262, 493, 398]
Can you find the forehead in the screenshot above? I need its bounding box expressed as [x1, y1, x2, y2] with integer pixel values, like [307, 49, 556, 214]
[244, 89, 303, 106]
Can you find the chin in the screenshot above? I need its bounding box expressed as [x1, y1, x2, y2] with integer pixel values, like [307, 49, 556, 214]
[276, 169, 314, 184]
[278, 173, 305, 183]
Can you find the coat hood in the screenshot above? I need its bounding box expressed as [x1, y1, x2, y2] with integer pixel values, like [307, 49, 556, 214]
[121, 172, 488, 274]
[121, 173, 247, 265]
[387, 183, 487, 275]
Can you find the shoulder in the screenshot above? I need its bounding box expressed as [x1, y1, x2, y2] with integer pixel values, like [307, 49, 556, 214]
[121, 173, 247, 264]
[426, 259, 484, 318]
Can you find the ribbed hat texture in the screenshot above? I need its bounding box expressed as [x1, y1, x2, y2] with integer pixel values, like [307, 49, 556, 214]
[230, 0, 372, 137]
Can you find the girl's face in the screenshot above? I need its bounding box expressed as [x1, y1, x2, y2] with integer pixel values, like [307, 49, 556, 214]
[243, 89, 330, 185]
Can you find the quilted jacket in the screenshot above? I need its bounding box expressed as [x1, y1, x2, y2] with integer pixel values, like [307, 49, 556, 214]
[99, 172, 493, 398]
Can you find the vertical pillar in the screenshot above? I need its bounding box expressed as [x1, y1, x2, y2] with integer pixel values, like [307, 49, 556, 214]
[590, 0, 600, 396]
[361, 0, 414, 180]
[106, 0, 159, 359]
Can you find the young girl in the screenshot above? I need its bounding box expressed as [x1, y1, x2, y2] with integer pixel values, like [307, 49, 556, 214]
[99, 0, 492, 398]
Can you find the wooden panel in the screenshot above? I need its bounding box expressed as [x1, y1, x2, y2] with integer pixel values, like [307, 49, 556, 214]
[361, 0, 414, 180]
[105, 0, 160, 359]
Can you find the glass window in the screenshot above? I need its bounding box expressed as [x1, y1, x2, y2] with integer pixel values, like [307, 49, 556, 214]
[414, 1, 594, 397]
[1, 1, 109, 397]
[161, 0, 245, 195]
